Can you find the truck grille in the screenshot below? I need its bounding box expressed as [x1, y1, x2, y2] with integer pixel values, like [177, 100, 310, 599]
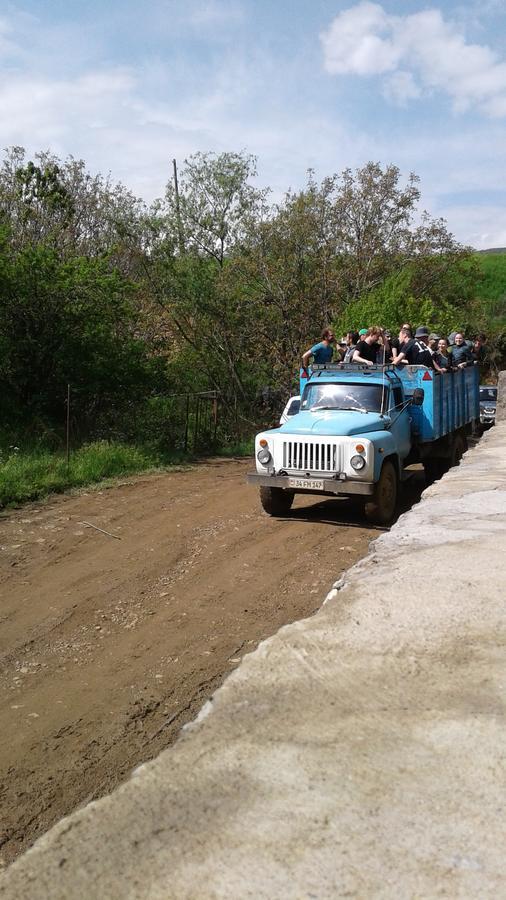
[282, 440, 343, 473]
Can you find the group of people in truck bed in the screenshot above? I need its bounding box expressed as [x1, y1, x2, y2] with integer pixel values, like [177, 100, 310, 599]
[302, 326, 486, 373]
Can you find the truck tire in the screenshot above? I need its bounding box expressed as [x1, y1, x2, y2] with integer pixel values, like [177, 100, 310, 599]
[259, 486, 294, 516]
[365, 460, 397, 526]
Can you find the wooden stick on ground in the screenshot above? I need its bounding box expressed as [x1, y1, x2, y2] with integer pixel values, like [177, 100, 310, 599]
[79, 521, 121, 540]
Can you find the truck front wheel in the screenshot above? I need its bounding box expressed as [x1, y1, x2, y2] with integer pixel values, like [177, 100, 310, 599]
[365, 461, 398, 526]
[259, 486, 294, 516]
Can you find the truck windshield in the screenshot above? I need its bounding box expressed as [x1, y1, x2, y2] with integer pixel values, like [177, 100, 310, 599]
[479, 387, 497, 402]
[301, 382, 384, 413]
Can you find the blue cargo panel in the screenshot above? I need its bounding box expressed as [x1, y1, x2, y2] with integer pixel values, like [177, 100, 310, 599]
[398, 366, 479, 442]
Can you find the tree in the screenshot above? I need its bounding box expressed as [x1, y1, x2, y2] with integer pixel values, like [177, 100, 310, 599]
[0, 229, 163, 439]
[145, 152, 269, 412]
[233, 164, 475, 384]
[0, 147, 148, 275]
[163, 151, 268, 266]
[234, 175, 344, 389]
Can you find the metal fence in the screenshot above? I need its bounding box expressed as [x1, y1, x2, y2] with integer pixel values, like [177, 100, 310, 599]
[176, 390, 219, 452]
[60, 386, 220, 457]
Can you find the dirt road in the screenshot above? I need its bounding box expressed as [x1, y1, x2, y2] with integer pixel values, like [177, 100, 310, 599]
[0, 459, 424, 865]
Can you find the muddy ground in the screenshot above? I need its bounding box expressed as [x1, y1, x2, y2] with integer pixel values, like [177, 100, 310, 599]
[0, 459, 425, 865]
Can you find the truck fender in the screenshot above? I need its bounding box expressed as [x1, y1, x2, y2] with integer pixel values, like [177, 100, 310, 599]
[368, 433, 399, 482]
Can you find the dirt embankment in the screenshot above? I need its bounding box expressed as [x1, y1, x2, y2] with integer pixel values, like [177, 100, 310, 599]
[0, 459, 424, 865]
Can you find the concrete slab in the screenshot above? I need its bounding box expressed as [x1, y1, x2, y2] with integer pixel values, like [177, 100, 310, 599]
[2, 426, 506, 898]
[495, 370, 506, 421]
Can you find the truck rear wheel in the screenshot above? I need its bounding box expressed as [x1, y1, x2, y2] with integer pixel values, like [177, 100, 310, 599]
[365, 461, 397, 526]
[259, 486, 294, 516]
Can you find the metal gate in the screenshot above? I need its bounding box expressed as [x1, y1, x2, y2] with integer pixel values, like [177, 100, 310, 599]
[176, 390, 219, 452]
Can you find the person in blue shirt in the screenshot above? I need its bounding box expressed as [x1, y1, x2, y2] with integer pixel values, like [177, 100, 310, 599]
[302, 328, 336, 369]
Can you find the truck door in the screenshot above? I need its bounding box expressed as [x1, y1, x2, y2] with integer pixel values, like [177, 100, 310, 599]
[390, 385, 412, 460]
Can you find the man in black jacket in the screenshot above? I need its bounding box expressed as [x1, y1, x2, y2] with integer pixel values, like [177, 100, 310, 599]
[450, 332, 475, 368]
[412, 326, 436, 368]
[393, 326, 436, 368]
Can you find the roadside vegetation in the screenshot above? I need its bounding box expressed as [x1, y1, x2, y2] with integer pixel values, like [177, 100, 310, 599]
[0, 146, 504, 505]
[0, 443, 177, 507]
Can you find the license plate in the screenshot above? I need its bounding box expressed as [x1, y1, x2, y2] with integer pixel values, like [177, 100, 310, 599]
[288, 477, 324, 490]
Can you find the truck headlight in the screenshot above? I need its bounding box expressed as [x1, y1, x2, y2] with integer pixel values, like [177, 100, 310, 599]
[351, 454, 366, 470]
[257, 448, 272, 465]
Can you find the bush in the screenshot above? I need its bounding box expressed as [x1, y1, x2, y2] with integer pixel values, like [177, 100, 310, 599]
[0, 441, 168, 507]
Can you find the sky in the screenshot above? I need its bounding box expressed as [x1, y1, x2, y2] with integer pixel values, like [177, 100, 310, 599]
[1, 0, 506, 248]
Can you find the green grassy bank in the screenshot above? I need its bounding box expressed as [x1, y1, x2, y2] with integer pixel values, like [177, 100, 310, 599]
[0, 438, 255, 509]
[0, 441, 182, 508]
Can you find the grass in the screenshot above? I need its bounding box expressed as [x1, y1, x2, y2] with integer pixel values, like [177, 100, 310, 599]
[215, 437, 255, 457]
[0, 436, 257, 508]
[0, 441, 185, 508]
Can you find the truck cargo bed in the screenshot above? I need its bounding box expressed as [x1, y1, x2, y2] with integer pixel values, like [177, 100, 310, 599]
[398, 366, 479, 442]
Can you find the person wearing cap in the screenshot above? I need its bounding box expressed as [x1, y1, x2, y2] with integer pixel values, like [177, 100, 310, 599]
[428, 332, 448, 371]
[413, 326, 445, 370]
[302, 328, 336, 369]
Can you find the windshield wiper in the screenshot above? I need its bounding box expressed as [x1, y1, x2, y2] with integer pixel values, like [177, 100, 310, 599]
[310, 405, 369, 413]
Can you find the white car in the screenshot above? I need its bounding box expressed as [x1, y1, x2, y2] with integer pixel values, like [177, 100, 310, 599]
[280, 395, 301, 425]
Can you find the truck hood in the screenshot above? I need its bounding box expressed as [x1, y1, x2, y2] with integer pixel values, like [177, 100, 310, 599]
[277, 409, 389, 437]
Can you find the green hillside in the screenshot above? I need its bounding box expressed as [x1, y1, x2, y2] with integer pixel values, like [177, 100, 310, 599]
[475, 252, 506, 326]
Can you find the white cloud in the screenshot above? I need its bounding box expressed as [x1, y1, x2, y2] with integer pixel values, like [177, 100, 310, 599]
[0, 69, 137, 153]
[382, 70, 421, 106]
[0, 3, 504, 249]
[355, 123, 506, 248]
[321, 2, 506, 118]
[321, 3, 399, 75]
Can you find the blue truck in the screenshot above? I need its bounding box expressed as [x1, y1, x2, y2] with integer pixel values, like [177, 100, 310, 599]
[247, 363, 480, 525]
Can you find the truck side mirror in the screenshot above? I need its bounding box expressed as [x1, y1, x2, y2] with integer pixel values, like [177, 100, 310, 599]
[412, 388, 424, 406]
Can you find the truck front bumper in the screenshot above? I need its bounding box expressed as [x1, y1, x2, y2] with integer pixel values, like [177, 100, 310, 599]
[246, 473, 374, 496]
